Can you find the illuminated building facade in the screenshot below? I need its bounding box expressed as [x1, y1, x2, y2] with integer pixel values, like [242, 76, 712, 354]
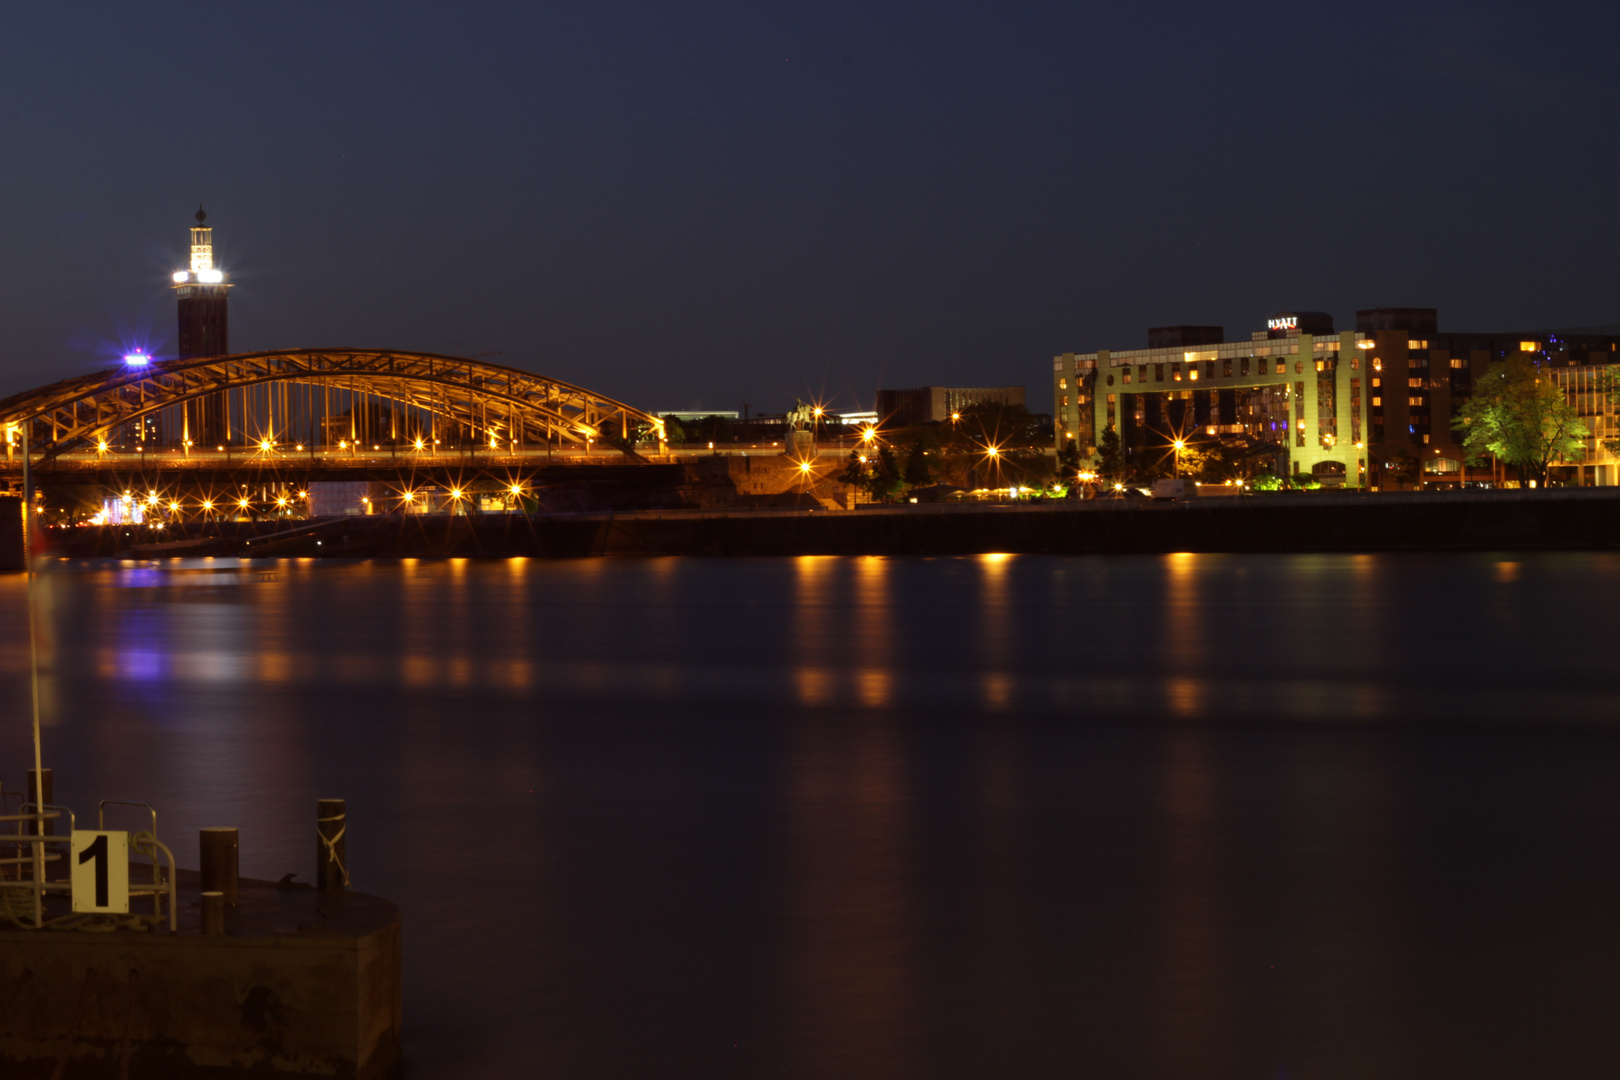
[1054, 309, 1620, 489]
[172, 206, 232, 445]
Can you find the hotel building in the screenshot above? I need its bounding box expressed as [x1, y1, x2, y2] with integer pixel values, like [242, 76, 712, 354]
[1052, 309, 1620, 488]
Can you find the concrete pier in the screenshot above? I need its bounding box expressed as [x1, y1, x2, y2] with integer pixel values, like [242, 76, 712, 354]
[0, 869, 400, 1078]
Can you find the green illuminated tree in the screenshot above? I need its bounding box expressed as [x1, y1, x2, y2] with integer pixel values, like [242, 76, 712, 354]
[1452, 355, 1589, 486]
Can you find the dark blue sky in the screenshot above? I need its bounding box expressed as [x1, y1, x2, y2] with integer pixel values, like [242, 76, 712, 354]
[2, 2, 1616, 415]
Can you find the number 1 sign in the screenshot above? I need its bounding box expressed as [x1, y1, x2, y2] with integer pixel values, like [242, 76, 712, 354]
[70, 830, 130, 914]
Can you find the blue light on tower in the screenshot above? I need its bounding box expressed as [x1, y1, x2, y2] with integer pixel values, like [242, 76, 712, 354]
[124, 352, 151, 367]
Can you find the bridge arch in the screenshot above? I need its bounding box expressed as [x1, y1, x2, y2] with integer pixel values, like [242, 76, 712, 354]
[0, 349, 663, 458]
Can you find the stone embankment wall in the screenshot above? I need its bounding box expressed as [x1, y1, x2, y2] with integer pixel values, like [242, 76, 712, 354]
[33, 489, 1620, 560]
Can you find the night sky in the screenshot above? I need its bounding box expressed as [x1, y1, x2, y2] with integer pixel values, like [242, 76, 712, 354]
[2, 3, 1617, 416]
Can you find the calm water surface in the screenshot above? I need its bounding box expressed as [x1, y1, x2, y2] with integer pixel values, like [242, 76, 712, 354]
[3, 552, 1619, 1079]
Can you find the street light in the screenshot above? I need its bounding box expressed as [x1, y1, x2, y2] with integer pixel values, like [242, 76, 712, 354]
[1173, 439, 1185, 478]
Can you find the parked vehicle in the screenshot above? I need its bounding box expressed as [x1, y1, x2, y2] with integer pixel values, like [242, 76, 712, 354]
[1152, 478, 1198, 501]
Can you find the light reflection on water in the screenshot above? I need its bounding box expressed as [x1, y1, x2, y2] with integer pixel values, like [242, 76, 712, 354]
[2, 552, 1620, 1079]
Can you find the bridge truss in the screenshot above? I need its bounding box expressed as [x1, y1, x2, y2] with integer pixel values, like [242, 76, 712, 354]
[0, 349, 664, 460]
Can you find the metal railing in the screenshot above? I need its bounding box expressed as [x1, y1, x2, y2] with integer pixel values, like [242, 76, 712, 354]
[0, 802, 177, 931]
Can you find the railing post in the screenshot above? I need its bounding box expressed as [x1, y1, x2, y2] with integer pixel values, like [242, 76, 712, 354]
[199, 827, 239, 906]
[316, 798, 348, 892]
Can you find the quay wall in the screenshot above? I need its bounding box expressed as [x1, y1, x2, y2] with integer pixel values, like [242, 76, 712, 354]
[33, 489, 1620, 560]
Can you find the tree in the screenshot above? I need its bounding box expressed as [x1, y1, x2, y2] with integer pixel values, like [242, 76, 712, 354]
[1055, 437, 1082, 475]
[902, 438, 932, 487]
[1452, 355, 1590, 486]
[1092, 425, 1128, 484]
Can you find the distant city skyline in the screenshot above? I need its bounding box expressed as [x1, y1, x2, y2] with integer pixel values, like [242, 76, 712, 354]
[3, 3, 1617, 418]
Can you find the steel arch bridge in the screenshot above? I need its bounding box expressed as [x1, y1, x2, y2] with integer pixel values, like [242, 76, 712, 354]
[0, 348, 663, 460]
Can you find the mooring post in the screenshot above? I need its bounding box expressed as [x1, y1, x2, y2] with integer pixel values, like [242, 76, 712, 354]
[316, 798, 348, 892]
[199, 827, 239, 906]
[200, 891, 225, 935]
[25, 768, 51, 835]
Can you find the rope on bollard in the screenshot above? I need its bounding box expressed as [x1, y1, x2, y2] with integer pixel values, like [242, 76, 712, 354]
[317, 809, 350, 889]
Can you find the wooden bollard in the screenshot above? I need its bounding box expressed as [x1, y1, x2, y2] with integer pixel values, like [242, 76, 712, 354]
[201, 891, 225, 935]
[199, 828, 239, 906]
[316, 798, 348, 893]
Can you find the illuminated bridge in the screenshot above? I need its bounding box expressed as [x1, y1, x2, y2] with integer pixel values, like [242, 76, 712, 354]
[0, 348, 668, 519]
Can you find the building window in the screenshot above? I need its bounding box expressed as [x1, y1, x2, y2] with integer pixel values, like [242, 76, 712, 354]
[1155, 364, 1164, 382]
[1408, 340, 1430, 350]
[1061, 396, 1068, 408]
[1206, 361, 1216, 379]
[1106, 374, 1114, 386]
[1373, 397, 1382, 407]
[1350, 377, 1362, 443]
[1295, 360, 1305, 374]
[1139, 366, 1148, 382]
[1276, 360, 1286, 374]
[1059, 378, 1067, 389]
[1173, 365, 1183, 381]
[1123, 371, 1132, 384]
[1223, 359, 1232, 377]
[1520, 341, 1539, 352]
[1450, 358, 1466, 369]
[1187, 369, 1197, 380]
[1350, 357, 1359, 370]
[1106, 393, 1116, 404]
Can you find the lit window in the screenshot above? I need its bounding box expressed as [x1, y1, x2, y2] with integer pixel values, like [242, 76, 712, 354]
[1059, 378, 1067, 389]
[1372, 397, 1382, 407]
[1408, 340, 1429, 349]
[1450, 358, 1466, 368]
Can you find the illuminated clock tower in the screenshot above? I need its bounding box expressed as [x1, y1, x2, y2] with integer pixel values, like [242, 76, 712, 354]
[172, 206, 231, 445]
[172, 206, 230, 358]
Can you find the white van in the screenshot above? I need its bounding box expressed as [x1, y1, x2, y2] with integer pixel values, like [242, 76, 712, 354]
[1151, 478, 1197, 501]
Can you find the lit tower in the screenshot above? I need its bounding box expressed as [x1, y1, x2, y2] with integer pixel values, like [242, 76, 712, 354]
[172, 206, 231, 445]
[172, 205, 230, 357]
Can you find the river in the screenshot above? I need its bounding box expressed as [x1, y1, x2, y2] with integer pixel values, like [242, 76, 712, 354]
[3, 552, 1618, 1078]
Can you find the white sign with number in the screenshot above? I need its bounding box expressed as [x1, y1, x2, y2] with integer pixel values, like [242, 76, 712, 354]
[70, 830, 130, 913]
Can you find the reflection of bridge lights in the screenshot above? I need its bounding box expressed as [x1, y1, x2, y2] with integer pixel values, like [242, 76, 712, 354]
[401, 491, 416, 503]
[449, 488, 465, 500]
[259, 439, 273, 452]
[798, 461, 813, 474]
[201, 500, 213, 512]
[508, 484, 523, 498]
[238, 497, 251, 509]
[96, 440, 109, 453]
[169, 501, 180, 512]
[276, 496, 288, 508]
[413, 438, 425, 450]
[298, 490, 308, 499]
